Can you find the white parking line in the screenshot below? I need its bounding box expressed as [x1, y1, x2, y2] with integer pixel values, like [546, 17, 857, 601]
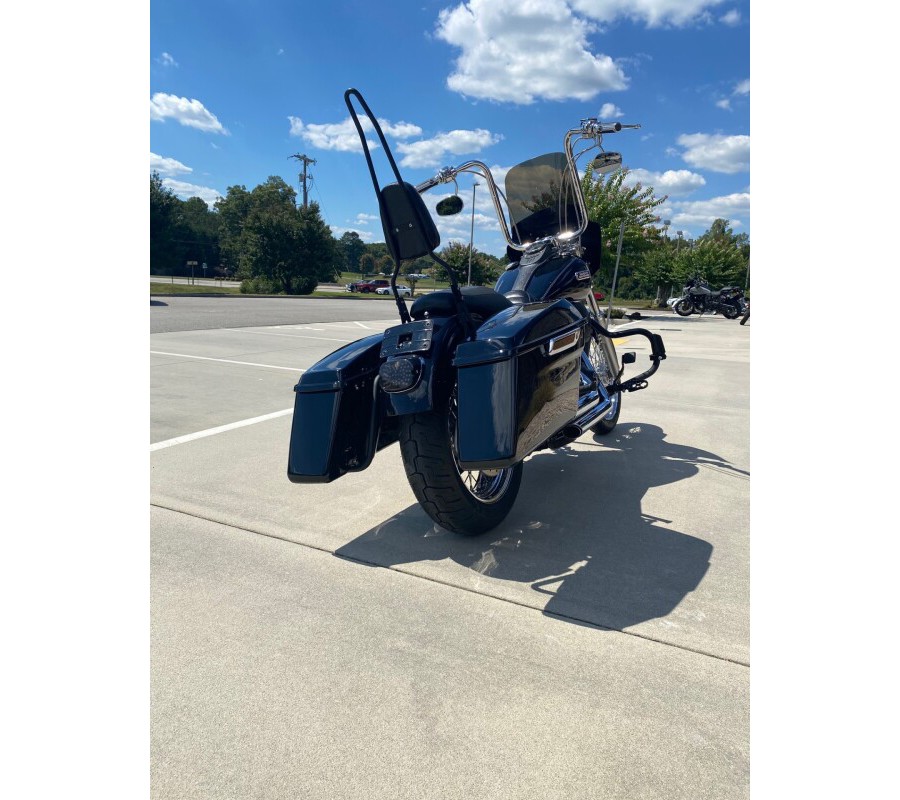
[150, 407, 294, 452]
[219, 329, 355, 343]
[151, 351, 301, 371]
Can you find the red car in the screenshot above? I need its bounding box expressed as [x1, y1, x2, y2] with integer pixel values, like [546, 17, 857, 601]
[347, 279, 390, 293]
[593, 290, 605, 301]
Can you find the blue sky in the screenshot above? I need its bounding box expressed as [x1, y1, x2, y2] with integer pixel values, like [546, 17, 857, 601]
[150, 0, 750, 257]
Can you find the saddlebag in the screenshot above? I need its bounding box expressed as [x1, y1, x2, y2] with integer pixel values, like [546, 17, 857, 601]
[287, 334, 395, 483]
[453, 299, 587, 470]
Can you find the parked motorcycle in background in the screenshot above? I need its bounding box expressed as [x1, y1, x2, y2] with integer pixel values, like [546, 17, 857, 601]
[286, 88, 666, 536]
[672, 277, 746, 319]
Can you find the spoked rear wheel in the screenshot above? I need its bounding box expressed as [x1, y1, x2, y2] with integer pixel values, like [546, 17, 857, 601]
[586, 330, 621, 435]
[399, 383, 522, 536]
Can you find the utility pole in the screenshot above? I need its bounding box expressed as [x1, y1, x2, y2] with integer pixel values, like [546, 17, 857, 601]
[289, 153, 317, 208]
[606, 220, 626, 325]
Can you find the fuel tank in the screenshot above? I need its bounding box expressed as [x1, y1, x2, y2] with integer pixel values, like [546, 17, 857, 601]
[495, 241, 592, 304]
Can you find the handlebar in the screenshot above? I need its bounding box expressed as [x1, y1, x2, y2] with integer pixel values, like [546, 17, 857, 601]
[416, 118, 642, 251]
[579, 119, 641, 135]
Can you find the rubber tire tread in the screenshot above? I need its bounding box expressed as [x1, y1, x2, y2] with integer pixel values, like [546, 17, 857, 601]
[399, 412, 523, 536]
[674, 299, 693, 316]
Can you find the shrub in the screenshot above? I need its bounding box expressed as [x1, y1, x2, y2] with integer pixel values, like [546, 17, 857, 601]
[240, 276, 280, 294]
[291, 276, 317, 295]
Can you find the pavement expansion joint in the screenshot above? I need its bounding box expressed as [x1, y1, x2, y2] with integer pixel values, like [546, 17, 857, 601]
[151, 501, 750, 669]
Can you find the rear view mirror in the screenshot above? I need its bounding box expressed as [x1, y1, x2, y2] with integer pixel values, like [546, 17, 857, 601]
[436, 195, 464, 216]
[590, 152, 622, 175]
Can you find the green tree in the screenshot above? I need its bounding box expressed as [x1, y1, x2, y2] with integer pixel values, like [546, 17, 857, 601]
[175, 196, 221, 276]
[375, 254, 394, 276]
[150, 172, 179, 273]
[432, 242, 499, 286]
[358, 252, 376, 277]
[338, 231, 367, 276]
[215, 176, 336, 294]
[214, 184, 252, 276]
[633, 236, 678, 304]
[696, 218, 750, 287]
[671, 238, 746, 288]
[241, 201, 336, 294]
[581, 167, 667, 297]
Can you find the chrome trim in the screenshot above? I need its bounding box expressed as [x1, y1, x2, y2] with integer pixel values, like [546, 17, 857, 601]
[567, 394, 615, 436]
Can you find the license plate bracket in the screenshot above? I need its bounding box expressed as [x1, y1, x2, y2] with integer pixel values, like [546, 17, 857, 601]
[380, 319, 434, 358]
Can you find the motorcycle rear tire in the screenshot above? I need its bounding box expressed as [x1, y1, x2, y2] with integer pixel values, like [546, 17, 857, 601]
[722, 305, 740, 320]
[399, 403, 523, 536]
[674, 299, 693, 316]
[591, 392, 621, 435]
[585, 330, 621, 435]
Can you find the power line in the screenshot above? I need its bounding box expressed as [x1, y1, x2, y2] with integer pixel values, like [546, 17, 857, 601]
[308, 175, 333, 228]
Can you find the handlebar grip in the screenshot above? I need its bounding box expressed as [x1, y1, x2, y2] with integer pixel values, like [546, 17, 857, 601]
[415, 177, 440, 194]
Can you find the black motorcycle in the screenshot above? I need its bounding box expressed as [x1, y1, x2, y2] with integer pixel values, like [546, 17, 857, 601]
[287, 88, 666, 536]
[673, 277, 746, 319]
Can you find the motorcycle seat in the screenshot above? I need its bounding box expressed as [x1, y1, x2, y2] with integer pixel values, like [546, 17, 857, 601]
[409, 286, 513, 321]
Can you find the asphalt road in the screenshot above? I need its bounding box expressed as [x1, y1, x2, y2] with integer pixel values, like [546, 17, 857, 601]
[150, 297, 749, 799]
[150, 294, 406, 334]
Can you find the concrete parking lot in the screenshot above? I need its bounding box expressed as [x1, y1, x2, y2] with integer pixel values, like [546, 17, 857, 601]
[151, 297, 749, 799]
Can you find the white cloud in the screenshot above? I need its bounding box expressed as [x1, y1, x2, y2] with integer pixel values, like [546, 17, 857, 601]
[157, 52, 178, 67]
[150, 152, 192, 176]
[150, 93, 227, 134]
[720, 9, 741, 26]
[288, 115, 422, 152]
[332, 226, 376, 242]
[677, 133, 749, 173]
[397, 129, 503, 168]
[570, 0, 727, 27]
[667, 192, 750, 229]
[277, 48, 284, 55]
[734, 78, 750, 95]
[624, 168, 706, 195]
[716, 99, 732, 111]
[599, 102, 624, 118]
[435, 209, 502, 244]
[162, 178, 223, 207]
[354, 213, 379, 225]
[435, 0, 628, 104]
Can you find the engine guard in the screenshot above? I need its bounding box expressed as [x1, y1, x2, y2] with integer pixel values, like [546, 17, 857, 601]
[590, 317, 666, 393]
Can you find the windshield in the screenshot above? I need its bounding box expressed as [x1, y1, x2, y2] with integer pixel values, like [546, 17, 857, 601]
[504, 152, 581, 245]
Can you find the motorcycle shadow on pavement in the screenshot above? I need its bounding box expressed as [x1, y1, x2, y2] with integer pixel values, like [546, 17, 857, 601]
[336, 424, 730, 633]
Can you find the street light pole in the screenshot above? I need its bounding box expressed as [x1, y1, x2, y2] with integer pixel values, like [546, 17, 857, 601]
[468, 181, 479, 286]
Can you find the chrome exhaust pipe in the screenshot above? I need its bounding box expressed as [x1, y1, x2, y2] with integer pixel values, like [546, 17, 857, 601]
[567, 395, 614, 437]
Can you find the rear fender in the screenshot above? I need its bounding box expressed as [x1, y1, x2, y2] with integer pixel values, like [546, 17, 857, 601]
[379, 316, 461, 417]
